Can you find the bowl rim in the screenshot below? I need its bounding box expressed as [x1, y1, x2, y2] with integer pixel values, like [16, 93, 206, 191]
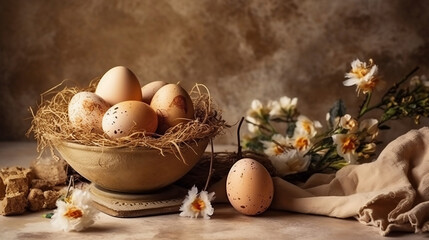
[56, 138, 210, 153]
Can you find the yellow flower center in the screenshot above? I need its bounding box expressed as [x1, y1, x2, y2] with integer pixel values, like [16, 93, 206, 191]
[359, 78, 377, 93]
[295, 137, 309, 151]
[342, 137, 358, 154]
[274, 145, 285, 155]
[64, 206, 83, 219]
[352, 67, 369, 79]
[191, 197, 205, 212]
[301, 121, 312, 134]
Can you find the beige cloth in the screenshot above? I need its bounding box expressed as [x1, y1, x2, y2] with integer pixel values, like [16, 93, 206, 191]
[210, 127, 429, 236]
[271, 127, 429, 236]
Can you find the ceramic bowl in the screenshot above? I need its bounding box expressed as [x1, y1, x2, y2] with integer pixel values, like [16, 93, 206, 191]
[55, 139, 209, 193]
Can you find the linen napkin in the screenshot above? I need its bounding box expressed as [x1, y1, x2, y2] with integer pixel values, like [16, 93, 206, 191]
[211, 127, 429, 236]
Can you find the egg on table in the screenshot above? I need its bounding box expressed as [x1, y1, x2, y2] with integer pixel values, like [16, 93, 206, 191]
[226, 158, 274, 216]
[68, 91, 111, 133]
[102, 100, 158, 138]
[141, 80, 167, 104]
[95, 66, 143, 105]
[150, 83, 194, 134]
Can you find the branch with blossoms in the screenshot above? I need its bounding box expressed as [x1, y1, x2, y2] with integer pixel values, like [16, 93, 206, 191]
[242, 59, 428, 181]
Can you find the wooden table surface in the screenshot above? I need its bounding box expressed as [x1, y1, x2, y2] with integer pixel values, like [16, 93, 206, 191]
[1, 141, 427, 240]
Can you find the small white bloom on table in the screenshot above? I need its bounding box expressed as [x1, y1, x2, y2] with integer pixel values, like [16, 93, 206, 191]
[179, 186, 215, 219]
[51, 188, 99, 232]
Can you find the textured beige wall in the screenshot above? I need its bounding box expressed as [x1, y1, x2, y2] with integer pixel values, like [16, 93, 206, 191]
[1, 0, 428, 146]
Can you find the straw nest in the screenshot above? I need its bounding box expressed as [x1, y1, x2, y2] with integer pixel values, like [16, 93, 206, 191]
[28, 79, 227, 156]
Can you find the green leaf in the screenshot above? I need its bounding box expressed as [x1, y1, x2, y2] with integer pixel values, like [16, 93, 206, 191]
[42, 212, 54, 219]
[286, 122, 296, 138]
[385, 107, 397, 116]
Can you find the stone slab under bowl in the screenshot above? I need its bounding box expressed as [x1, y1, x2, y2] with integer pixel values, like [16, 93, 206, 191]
[89, 184, 187, 217]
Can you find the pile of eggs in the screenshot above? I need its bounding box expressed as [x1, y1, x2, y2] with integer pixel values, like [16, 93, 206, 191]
[68, 66, 194, 138]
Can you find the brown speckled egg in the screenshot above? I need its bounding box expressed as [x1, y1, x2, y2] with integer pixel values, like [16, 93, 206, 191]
[102, 100, 158, 139]
[226, 158, 274, 216]
[68, 91, 111, 133]
[95, 66, 142, 105]
[150, 83, 194, 134]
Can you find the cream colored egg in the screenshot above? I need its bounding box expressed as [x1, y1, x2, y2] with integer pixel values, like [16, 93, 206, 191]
[150, 83, 194, 134]
[95, 66, 142, 105]
[141, 80, 167, 104]
[68, 91, 111, 133]
[102, 101, 158, 139]
[226, 158, 274, 216]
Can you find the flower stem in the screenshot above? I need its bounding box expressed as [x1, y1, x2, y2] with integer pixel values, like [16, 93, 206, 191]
[358, 67, 420, 119]
[203, 138, 214, 191]
[237, 117, 245, 160]
[245, 119, 275, 133]
[358, 92, 373, 118]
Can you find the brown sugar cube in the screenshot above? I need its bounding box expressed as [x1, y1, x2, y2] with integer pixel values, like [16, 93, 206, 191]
[31, 158, 67, 186]
[31, 179, 53, 191]
[43, 190, 59, 209]
[0, 192, 28, 216]
[0, 167, 33, 184]
[5, 176, 29, 196]
[27, 188, 45, 211]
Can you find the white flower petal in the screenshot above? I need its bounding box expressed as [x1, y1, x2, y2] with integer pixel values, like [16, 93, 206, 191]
[179, 186, 215, 219]
[51, 189, 98, 232]
[251, 99, 263, 110]
[269, 149, 310, 176]
[343, 78, 359, 86]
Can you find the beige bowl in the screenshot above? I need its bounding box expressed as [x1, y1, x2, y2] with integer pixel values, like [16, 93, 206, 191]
[55, 139, 209, 193]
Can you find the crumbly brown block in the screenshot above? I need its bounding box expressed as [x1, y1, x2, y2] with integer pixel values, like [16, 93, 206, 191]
[0, 167, 33, 184]
[27, 188, 44, 211]
[43, 190, 59, 209]
[31, 158, 67, 186]
[0, 193, 28, 216]
[5, 176, 29, 196]
[31, 179, 53, 191]
[0, 167, 34, 215]
[1, 166, 64, 215]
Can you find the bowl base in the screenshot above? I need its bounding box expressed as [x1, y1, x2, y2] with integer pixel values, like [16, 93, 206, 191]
[89, 184, 187, 217]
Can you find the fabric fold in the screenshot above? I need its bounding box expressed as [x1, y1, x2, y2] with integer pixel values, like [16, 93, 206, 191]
[270, 127, 429, 236]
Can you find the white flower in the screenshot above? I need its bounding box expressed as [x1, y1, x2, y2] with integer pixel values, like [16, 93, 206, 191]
[247, 99, 271, 119]
[410, 75, 429, 88]
[344, 59, 378, 95]
[268, 149, 311, 176]
[294, 115, 322, 137]
[422, 75, 429, 88]
[269, 96, 298, 117]
[359, 118, 378, 134]
[179, 186, 215, 219]
[359, 118, 379, 140]
[51, 189, 99, 232]
[246, 116, 262, 133]
[332, 134, 359, 164]
[262, 134, 291, 156]
[291, 133, 312, 153]
[339, 114, 358, 132]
